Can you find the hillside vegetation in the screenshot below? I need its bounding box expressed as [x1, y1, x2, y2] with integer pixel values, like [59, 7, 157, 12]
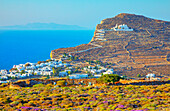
[0, 83, 170, 110]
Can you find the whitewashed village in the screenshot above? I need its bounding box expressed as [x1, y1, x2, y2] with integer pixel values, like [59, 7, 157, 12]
[0, 53, 117, 83]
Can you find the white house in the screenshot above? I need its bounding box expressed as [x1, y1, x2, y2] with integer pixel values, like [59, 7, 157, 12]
[0, 81, 8, 83]
[9, 73, 17, 78]
[27, 70, 34, 74]
[18, 67, 26, 72]
[20, 74, 27, 78]
[43, 71, 53, 76]
[59, 71, 68, 77]
[94, 74, 102, 78]
[112, 24, 133, 31]
[91, 69, 97, 74]
[34, 70, 41, 75]
[55, 65, 62, 68]
[69, 74, 88, 79]
[146, 74, 156, 78]
[0, 76, 8, 80]
[103, 69, 114, 75]
[36, 64, 42, 68]
[0, 69, 8, 75]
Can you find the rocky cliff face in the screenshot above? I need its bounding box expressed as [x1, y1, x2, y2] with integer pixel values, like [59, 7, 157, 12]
[51, 13, 170, 77]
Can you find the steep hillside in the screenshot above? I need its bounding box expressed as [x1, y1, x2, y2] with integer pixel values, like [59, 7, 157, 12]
[51, 13, 170, 77]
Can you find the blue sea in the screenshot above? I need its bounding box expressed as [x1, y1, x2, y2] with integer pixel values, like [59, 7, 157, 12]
[0, 30, 94, 70]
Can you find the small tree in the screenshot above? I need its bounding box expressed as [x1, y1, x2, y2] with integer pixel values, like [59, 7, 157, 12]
[68, 71, 71, 75]
[94, 66, 98, 70]
[63, 53, 67, 57]
[20, 70, 25, 74]
[137, 74, 141, 77]
[97, 74, 121, 84]
[46, 75, 50, 79]
[12, 76, 15, 80]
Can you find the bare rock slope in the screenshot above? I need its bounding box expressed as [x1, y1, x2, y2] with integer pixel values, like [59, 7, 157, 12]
[51, 13, 170, 77]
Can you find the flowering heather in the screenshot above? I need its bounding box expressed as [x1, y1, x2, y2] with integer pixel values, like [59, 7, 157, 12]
[0, 83, 169, 110]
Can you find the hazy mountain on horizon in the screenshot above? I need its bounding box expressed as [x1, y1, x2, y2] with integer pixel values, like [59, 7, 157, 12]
[0, 23, 90, 30]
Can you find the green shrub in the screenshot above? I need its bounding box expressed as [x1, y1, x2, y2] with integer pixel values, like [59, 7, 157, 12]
[97, 74, 121, 83]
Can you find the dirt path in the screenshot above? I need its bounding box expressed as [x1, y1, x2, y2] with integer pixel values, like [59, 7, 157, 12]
[68, 43, 103, 54]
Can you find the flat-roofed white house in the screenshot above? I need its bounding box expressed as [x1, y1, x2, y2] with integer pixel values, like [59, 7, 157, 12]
[0, 69, 8, 75]
[103, 68, 114, 75]
[112, 24, 133, 31]
[69, 74, 88, 79]
[146, 73, 156, 78]
[20, 74, 27, 78]
[18, 67, 26, 72]
[34, 70, 41, 75]
[0, 81, 8, 83]
[59, 71, 68, 77]
[0, 76, 8, 80]
[94, 74, 102, 78]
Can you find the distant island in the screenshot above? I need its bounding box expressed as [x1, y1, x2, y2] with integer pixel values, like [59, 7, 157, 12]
[0, 23, 89, 30]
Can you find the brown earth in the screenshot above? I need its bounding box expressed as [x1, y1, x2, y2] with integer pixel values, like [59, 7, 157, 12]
[51, 13, 170, 77]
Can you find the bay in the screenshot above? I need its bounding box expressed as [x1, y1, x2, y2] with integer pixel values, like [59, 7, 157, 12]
[0, 30, 94, 70]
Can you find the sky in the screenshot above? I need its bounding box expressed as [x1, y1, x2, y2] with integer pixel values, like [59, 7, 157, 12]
[0, 0, 170, 29]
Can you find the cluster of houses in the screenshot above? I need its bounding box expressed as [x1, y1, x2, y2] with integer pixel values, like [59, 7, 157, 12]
[0, 60, 72, 83]
[83, 65, 114, 78]
[145, 73, 160, 81]
[0, 55, 160, 84]
[0, 58, 115, 83]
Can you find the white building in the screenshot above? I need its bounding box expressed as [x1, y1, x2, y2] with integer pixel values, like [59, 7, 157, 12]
[0, 69, 8, 75]
[146, 73, 156, 78]
[112, 24, 133, 31]
[59, 71, 68, 77]
[0, 76, 8, 80]
[69, 74, 88, 79]
[34, 70, 41, 75]
[103, 69, 114, 75]
[94, 74, 102, 78]
[0, 81, 8, 83]
[20, 74, 27, 78]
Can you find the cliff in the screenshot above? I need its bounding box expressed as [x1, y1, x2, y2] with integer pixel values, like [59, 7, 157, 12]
[51, 13, 170, 77]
